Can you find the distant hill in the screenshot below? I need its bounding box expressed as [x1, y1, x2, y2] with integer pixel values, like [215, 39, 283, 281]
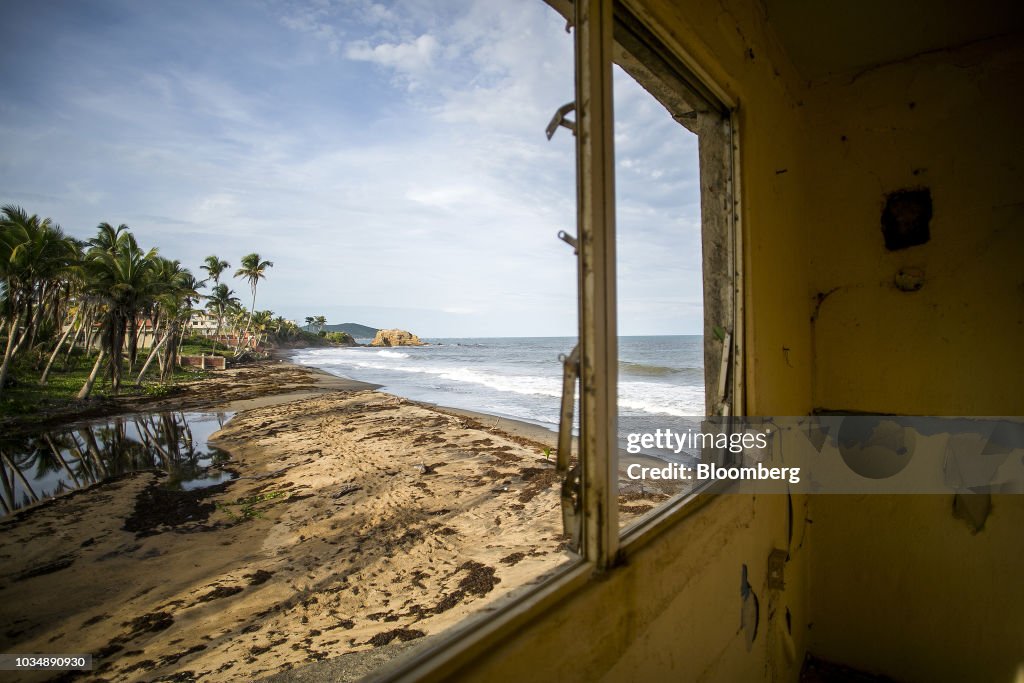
[320, 322, 380, 338]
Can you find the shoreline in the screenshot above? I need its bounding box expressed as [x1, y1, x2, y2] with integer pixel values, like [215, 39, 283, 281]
[287, 351, 680, 476]
[0, 358, 675, 682]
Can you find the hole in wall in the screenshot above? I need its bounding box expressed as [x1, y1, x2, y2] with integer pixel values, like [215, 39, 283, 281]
[881, 188, 932, 251]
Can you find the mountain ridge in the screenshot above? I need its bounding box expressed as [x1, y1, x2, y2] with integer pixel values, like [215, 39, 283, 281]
[318, 322, 379, 338]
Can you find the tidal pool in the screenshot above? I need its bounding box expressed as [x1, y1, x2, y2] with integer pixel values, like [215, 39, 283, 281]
[0, 411, 235, 516]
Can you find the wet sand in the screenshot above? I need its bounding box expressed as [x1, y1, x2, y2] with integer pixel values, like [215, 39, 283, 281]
[0, 361, 671, 682]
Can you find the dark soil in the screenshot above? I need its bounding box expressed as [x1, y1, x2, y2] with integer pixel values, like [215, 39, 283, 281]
[124, 477, 232, 537]
[367, 628, 425, 647]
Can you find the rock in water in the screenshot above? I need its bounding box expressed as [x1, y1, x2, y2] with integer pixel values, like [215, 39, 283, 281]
[371, 329, 425, 347]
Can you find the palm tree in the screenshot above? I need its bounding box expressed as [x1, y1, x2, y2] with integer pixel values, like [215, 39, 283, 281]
[250, 309, 274, 348]
[0, 205, 78, 396]
[82, 226, 159, 394]
[314, 315, 327, 334]
[272, 316, 291, 342]
[234, 253, 273, 351]
[134, 259, 203, 384]
[39, 240, 87, 385]
[226, 302, 248, 349]
[304, 316, 315, 331]
[205, 283, 238, 353]
[200, 255, 230, 289]
[88, 222, 132, 254]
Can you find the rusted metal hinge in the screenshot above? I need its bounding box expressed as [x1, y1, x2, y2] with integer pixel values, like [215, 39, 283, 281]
[716, 329, 732, 417]
[557, 345, 582, 551]
[545, 102, 577, 140]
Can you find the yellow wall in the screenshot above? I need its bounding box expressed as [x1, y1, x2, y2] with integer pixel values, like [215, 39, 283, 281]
[805, 36, 1024, 416]
[443, 494, 806, 682]
[809, 494, 1024, 683]
[801, 32, 1024, 683]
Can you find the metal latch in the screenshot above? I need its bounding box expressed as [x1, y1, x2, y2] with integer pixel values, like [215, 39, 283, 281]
[545, 102, 577, 140]
[557, 230, 578, 254]
[557, 345, 582, 552]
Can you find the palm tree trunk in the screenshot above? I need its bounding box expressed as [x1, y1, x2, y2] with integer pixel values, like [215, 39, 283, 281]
[0, 314, 25, 396]
[241, 287, 256, 347]
[161, 323, 182, 382]
[65, 306, 88, 365]
[108, 315, 126, 394]
[83, 313, 99, 358]
[77, 348, 106, 400]
[136, 327, 172, 385]
[126, 314, 138, 373]
[23, 299, 38, 353]
[40, 307, 82, 385]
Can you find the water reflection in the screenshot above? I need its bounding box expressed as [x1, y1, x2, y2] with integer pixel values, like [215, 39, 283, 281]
[0, 411, 234, 515]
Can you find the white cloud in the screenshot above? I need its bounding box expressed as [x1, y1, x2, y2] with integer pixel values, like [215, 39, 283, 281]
[346, 34, 439, 71]
[0, 0, 703, 336]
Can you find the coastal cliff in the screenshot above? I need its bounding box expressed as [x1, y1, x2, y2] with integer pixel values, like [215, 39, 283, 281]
[371, 328, 425, 347]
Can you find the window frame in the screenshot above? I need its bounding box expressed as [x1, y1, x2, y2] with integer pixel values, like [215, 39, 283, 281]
[371, 0, 742, 678]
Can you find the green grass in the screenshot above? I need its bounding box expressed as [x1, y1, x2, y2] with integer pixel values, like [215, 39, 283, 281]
[179, 335, 235, 359]
[0, 349, 211, 420]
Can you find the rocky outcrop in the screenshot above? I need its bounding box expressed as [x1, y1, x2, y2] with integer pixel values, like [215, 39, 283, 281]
[371, 329, 425, 347]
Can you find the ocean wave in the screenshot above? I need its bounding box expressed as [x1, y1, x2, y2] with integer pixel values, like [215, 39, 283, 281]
[618, 381, 705, 417]
[433, 367, 562, 399]
[619, 361, 701, 378]
[374, 350, 410, 359]
[294, 347, 705, 418]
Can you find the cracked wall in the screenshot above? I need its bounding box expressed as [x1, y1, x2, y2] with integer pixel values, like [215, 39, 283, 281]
[804, 35, 1024, 416]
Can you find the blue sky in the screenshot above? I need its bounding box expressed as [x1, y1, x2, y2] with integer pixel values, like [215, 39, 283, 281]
[0, 0, 701, 337]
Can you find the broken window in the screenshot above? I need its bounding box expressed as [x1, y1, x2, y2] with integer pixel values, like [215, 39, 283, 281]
[552, 0, 740, 561]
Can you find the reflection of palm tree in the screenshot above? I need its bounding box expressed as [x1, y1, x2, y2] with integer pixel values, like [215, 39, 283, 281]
[0, 458, 15, 512]
[44, 434, 82, 488]
[0, 412, 225, 512]
[71, 432, 107, 479]
[0, 448, 39, 506]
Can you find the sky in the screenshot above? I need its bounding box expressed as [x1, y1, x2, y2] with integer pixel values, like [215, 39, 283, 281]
[0, 0, 701, 337]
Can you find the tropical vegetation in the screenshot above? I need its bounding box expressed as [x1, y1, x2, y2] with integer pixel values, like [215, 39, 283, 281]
[0, 206, 297, 416]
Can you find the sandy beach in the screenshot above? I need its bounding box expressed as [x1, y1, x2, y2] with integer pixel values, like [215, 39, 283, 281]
[0, 360, 671, 682]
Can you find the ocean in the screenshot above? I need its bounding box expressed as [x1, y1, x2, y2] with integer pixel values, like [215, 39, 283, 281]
[292, 336, 705, 453]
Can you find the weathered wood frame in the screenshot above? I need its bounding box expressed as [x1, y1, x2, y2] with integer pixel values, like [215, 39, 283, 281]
[574, 0, 620, 569]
